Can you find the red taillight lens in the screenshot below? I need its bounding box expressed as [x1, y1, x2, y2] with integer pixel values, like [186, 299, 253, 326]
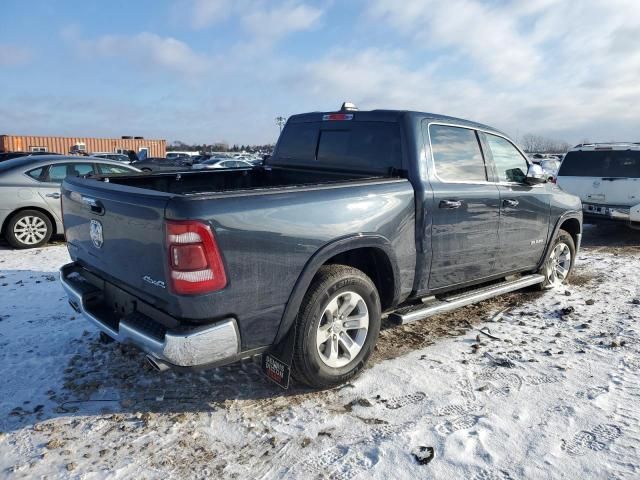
[171, 244, 208, 270]
[166, 220, 227, 295]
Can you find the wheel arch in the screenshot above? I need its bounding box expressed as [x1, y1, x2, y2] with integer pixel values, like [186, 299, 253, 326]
[273, 234, 400, 344]
[536, 210, 582, 270]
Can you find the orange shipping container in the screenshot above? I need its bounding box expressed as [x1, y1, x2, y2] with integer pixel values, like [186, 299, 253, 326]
[0, 134, 166, 157]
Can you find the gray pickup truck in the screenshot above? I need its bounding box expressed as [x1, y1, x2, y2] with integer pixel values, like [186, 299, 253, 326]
[60, 105, 583, 388]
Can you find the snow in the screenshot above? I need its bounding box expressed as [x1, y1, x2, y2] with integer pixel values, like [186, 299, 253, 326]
[0, 236, 639, 479]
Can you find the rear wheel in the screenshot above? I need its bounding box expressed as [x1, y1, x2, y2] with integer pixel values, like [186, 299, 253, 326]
[292, 265, 381, 388]
[5, 210, 53, 249]
[539, 229, 575, 288]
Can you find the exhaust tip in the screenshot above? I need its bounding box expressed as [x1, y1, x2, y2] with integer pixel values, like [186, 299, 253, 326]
[146, 355, 170, 372]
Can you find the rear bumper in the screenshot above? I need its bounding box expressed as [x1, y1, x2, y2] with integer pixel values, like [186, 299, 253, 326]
[59, 262, 240, 368]
[583, 202, 640, 224]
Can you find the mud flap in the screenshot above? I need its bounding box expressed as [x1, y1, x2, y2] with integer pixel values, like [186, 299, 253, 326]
[261, 322, 296, 389]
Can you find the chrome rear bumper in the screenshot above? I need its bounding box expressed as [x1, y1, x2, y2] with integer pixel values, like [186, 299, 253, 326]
[59, 262, 240, 368]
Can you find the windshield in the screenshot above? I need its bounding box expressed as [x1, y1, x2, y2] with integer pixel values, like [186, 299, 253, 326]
[558, 150, 640, 178]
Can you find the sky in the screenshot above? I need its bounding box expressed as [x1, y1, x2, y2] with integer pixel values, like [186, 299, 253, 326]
[1, 0, 639, 146]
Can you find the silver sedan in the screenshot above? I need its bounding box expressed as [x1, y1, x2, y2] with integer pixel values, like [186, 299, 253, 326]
[0, 155, 140, 248]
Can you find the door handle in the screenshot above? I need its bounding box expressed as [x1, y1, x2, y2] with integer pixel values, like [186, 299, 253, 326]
[503, 199, 519, 208]
[439, 199, 462, 209]
[45, 193, 61, 199]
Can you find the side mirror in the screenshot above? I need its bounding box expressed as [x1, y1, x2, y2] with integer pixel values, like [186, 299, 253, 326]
[525, 163, 547, 185]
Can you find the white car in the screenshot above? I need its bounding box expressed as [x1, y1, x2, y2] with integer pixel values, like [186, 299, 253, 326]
[191, 159, 254, 170]
[556, 143, 640, 227]
[91, 152, 131, 163]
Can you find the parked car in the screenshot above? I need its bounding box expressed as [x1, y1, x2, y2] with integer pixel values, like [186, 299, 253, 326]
[166, 151, 199, 160]
[0, 151, 62, 162]
[91, 153, 132, 164]
[131, 157, 193, 172]
[0, 155, 140, 248]
[59, 105, 582, 388]
[556, 143, 640, 227]
[191, 158, 255, 170]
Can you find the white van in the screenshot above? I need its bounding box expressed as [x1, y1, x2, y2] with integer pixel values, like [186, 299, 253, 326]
[556, 143, 640, 227]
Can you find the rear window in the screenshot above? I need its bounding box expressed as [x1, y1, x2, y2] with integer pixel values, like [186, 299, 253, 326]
[559, 150, 640, 178]
[274, 121, 402, 172]
[430, 125, 487, 182]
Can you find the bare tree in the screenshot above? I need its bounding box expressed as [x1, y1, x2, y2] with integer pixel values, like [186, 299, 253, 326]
[520, 133, 571, 153]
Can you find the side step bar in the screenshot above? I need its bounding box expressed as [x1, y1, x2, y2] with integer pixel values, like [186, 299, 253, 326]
[389, 274, 545, 325]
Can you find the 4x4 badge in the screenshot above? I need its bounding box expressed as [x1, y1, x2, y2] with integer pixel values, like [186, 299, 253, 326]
[89, 219, 103, 249]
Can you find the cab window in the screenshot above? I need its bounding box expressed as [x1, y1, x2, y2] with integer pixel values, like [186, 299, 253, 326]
[485, 134, 528, 183]
[429, 125, 487, 182]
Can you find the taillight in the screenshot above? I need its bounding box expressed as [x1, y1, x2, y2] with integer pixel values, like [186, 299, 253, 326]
[166, 220, 227, 294]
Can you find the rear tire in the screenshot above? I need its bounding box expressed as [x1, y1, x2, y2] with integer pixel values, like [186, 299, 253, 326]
[538, 229, 575, 289]
[5, 210, 53, 249]
[292, 265, 381, 389]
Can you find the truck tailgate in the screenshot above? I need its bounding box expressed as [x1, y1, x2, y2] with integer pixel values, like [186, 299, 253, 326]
[62, 177, 173, 305]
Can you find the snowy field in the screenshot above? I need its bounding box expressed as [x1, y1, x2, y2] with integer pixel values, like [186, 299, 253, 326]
[0, 225, 639, 479]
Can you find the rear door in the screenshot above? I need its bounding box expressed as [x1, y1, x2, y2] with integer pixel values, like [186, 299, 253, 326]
[426, 124, 501, 289]
[481, 133, 550, 271]
[39, 162, 95, 222]
[557, 150, 640, 207]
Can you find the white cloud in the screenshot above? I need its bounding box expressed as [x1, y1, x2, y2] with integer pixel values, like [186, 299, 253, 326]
[369, 0, 542, 83]
[242, 3, 323, 42]
[70, 32, 209, 76]
[186, 0, 323, 42]
[190, 0, 235, 29]
[0, 44, 32, 67]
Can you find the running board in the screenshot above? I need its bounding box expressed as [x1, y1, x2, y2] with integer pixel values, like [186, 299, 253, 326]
[388, 274, 545, 325]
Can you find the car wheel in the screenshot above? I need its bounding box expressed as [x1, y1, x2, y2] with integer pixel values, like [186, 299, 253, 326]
[292, 265, 381, 389]
[5, 210, 53, 249]
[141, 168, 152, 172]
[539, 229, 575, 288]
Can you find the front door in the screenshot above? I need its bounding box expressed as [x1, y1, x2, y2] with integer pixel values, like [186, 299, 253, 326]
[481, 133, 551, 271]
[426, 124, 501, 290]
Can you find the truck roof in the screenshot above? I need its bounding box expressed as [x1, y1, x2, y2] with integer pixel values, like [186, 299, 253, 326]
[288, 109, 507, 137]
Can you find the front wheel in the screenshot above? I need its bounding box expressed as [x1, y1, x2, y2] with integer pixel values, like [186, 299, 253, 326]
[292, 265, 381, 389]
[539, 229, 576, 288]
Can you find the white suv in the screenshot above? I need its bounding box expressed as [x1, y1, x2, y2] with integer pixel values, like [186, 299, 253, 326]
[556, 143, 640, 227]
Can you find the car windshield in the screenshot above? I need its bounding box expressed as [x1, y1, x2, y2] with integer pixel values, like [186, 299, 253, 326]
[558, 150, 640, 178]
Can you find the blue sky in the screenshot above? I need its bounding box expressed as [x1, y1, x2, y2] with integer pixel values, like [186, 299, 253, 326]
[1, 0, 639, 145]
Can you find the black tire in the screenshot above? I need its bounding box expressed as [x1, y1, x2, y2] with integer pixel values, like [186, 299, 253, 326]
[538, 229, 576, 289]
[141, 168, 152, 172]
[292, 265, 381, 389]
[5, 209, 53, 249]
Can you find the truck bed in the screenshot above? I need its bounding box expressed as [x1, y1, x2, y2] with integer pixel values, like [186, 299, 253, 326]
[100, 166, 385, 196]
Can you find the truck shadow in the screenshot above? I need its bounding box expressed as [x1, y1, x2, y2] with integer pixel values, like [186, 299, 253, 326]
[581, 223, 640, 251]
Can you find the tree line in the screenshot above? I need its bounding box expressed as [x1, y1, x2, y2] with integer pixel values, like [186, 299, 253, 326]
[519, 134, 571, 154]
[167, 141, 274, 153]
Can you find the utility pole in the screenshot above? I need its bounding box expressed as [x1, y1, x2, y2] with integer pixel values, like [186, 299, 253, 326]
[275, 116, 286, 135]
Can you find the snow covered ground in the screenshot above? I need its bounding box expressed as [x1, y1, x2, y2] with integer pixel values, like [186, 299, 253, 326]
[0, 225, 639, 479]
